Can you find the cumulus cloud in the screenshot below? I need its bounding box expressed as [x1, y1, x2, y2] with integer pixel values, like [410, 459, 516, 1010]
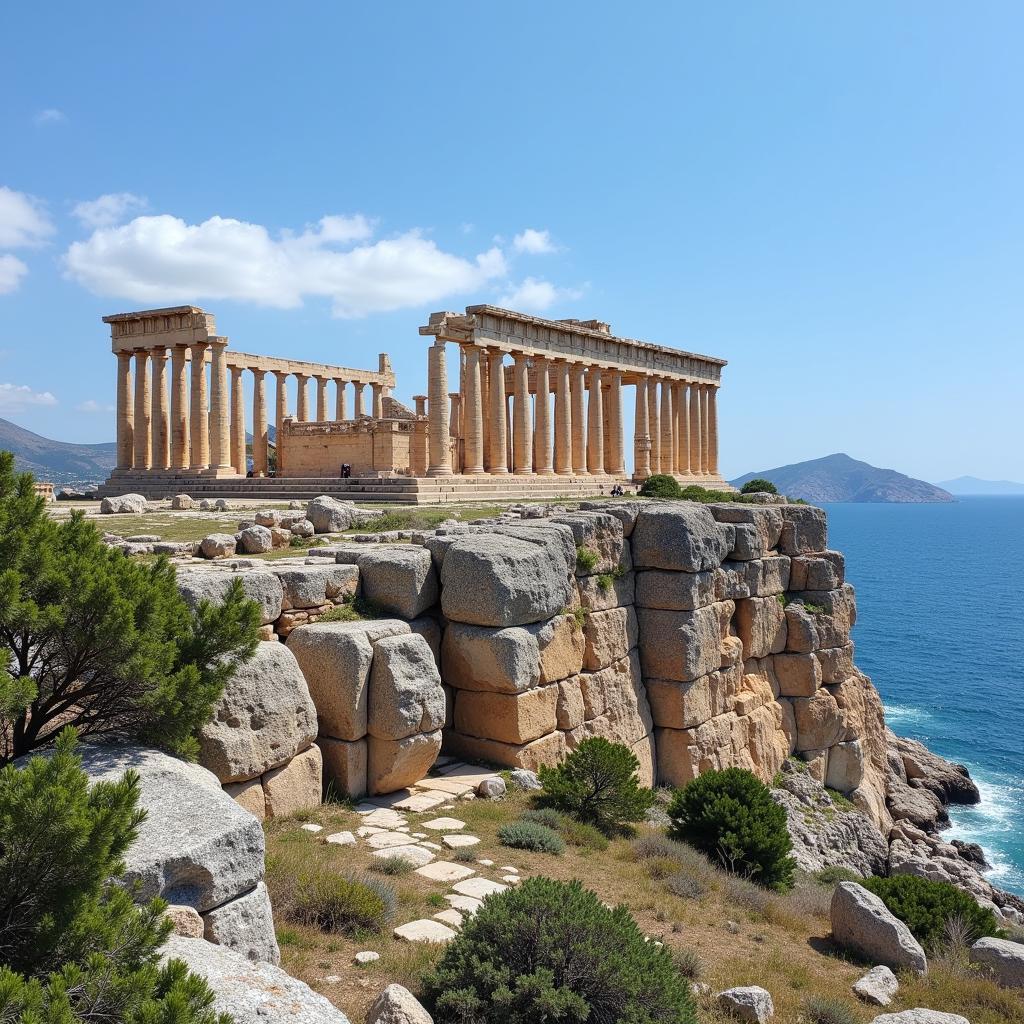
[0, 255, 28, 295]
[513, 228, 556, 254]
[72, 192, 148, 229]
[76, 398, 115, 413]
[64, 213, 509, 318]
[34, 108, 65, 125]
[498, 277, 582, 313]
[0, 383, 58, 413]
[0, 187, 55, 248]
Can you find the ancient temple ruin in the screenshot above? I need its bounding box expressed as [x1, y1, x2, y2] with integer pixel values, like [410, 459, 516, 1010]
[100, 303, 729, 500]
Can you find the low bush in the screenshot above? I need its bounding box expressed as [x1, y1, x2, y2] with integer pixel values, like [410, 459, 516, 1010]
[814, 865, 863, 886]
[290, 867, 396, 933]
[644, 855, 681, 880]
[521, 808, 608, 851]
[370, 855, 416, 876]
[668, 767, 795, 890]
[632, 834, 674, 860]
[803, 995, 857, 1024]
[497, 820, 565, 854]
[575, 545, 600, 572]
[740, 478, 778, 495]
[537, 737, 655, 835]
[666, 872, 709, 899]
[420, 877, 697, 1023]
[862, 874, 1001, 951]
[638, 473, 681, 498]
[520, 807, 562, 830]
[672, 947, 705, 981]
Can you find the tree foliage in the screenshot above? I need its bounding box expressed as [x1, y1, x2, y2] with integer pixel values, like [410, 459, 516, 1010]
[740, 478, 778, 495]
[667, 767, 796, 890]
[638, 474, 682, 499]
[421, 876, 697, 1024]
[0, 729, 230, 1024]
[0, 451, 260, 765]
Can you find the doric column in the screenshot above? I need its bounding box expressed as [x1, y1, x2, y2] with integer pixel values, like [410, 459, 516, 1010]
[647, 379, 660, 474]
[463, 345, 485, 475]
[371, 383, 383, 419]
[316, 375, 328, 421]
[353, 382, 365, 418]
[230, 366, 246, 474]
[252, 370, 268, 476]
[487, 350, 507, 475]
[633, 378, 651, 481]
[209, 343, 231, 471]
[115, 351, 134, 470]
[700, 383, 710, 475]
[169, 346, 188, 470]
[413, 395, 427, 416]
[688, 380, 702, 478]
[659, 377, 674, 477]
[427, 341, 451, 476]
[570, 363, 588, 474]
[677, 382, 691, 475]
[151, 349, 169, 471]
[448, 392, 462, 442]
[708, 385, 719, 475]
[553, 360, 571, 475]
[274, 371, 289, 475]
[410, 420, 429, 476]
[512, 354, 533, 474]
[480, 354, 491, 472]
[295, 373, 309, 422]
[608, 370, 625, 476]
[586, 366, 604, 474]
[505, 391, 513, 472]
[534, 356, 553, 475]
[334, 379, 347, 421]
[133, 349, 152, 470]
[189, 343, 209, 470]
[671, 381, 685, 476]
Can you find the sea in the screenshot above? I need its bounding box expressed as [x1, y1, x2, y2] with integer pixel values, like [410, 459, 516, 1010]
[823, 496, 1024, 896]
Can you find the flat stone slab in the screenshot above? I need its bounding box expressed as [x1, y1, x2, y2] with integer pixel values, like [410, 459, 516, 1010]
[476, 859, 495, 867]
[433, 909, 464, 928]
[354, 951, 379, 964]
[415, 861, 477, 883]
[357, 826, 386, 836]
[452, 877, 509, 900]
[391, 791, 450, 812]
[443, 834, 480, 848]
[435, 764, 503, 786]
[393, 919, 457, 944]
[300, 823, 323, 833]
[420, 841, 442, 851]
[444, 894, 484, 915]
[326, 831, 355, 846]
[498, 865, 518, 873]
[357, 807, 407, 828]
[366, 831, 418, 849]
[502, 874, 521, 884]
[370, 845, 434, 867]
[423, 817, 466, 831]
[413, 777, 475, 795]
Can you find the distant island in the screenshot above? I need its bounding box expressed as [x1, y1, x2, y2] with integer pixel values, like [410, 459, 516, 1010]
[731, 453, 955, 503]
[936, 475, 1024, 496]
[0, 417, 116, 487]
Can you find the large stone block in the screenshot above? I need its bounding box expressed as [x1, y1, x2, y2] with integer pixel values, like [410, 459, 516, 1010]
[637, 604, 727, 682]
[262, 745, 322, 817]
[199, 642, 317, 784]
[735, 596, 787, 659]
[728, 523, 766, 561]
[817, 644, 855, 683]
[582, 606, 638, 671]
[202, 881, 280, 964]
[550, 511, 625, 575]
[576, 650, 653, 729]
[101, 493, 147, 514]
[779, 504, 828, 555]
[579, 500, 647, 536]
[224, 777, 266, 821]
[306, 495, 361, 533]
[632, 504, 731, 572]
[367, 633, 445, 740]
[537, 613, 586, 683]
[830, 881, 927, 973]
[773, 652, 822, 697]
[335, 547, 438, 619]
[440, 533, 573, 627]
[408, 614, 442, 666]
[319, 736, 367, 798]
[271, 564, 358, 610]
[441, 622, 541, 693]
[793, 689, 846, 751]
[454, 683, 558, 744]
[238, 525, 273, 554]
[969, 936, 1024, 989]
[287, 619, 409, 740]
[826, 739, 865, 793]
[577, 570, 635, 611]
[707, 503, 784, 551]
[645, 663, 742, 729]
[367, 729, 442, 795]
[789, 551, 845, 592]
[785, 586, 856, 652]
[722, 556, 791, 598]
[177, 568, 284, 625]
[635, 569, 717, 611]
[444, 729, 566, 772]
[555, 677, 586, 730]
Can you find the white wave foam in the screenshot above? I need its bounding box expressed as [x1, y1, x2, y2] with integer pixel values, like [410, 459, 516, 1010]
[883, 703, 933, 728]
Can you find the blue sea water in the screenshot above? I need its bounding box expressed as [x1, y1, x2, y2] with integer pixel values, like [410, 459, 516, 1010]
[823, 497, 1024, 896]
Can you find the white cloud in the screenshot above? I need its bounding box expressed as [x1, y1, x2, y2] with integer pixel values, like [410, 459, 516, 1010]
[0, 255, 28, 295]
[72, 192, 148, 229]
[498, 277, 582, 313]
[76, 398, 115, 413]
[64, 213, 509, 318]
[0, 383, 58, 413]
[0, 187, 55, 248]
[512, 228, 556, 255]
[34, 108, 65, 125]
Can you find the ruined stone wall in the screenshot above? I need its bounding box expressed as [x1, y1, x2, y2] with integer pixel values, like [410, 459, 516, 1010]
[280, 421, 414, 476]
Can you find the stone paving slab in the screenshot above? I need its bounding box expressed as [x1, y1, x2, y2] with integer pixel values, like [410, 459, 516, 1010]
[423, 817, 466, 831]
[370, 845, 434, 867]
[394, 919, 456, 943]
[434, 765, 502, 786]
[444, 894, 484, 915]
[366, 831, 418, 849]
[443, 834, 480, 848]
[415, 861, 477, 883]
[433, 908, 464, 928]
[391, 791, 449, 812]
[413, 777, 475, 795]
[326, 831, 355, 846]
[452, 877, 509, 899]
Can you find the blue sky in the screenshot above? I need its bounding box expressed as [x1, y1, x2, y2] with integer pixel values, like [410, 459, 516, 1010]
[1, 2, 1021, 481]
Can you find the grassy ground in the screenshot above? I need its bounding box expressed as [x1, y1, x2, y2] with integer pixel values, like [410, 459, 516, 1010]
[263, 788, 1023, 1024]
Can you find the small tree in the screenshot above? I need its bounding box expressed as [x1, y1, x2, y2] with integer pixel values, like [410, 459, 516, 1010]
[639, 473, 682, 499]
[0, 728, 230, 1024]
[0, 453, 260, 765]
[421, 877, 696, 1023]
[740, 478, 778, 495]
[668, 767, 796, 890]
[537, 737, 655, 835]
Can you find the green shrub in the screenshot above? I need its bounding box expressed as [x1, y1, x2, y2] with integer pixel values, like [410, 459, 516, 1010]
[291, 867, 396, 933]
[632, 834, 674, 860]
[370, 855, 416, 875]
[420, 877, 697, 1023]
[803, 995, 857, 1024]
[862, 874, 1001, 951]
[0, 729, 229, 1024]
[537, 737, 655, 835]
[668, 767, 796, 890]
[497, 820, 565, 854]
[666, 872, 709, 899]
[450, 845, 478, 863]
[520, 807, 563, 830]
[575, 545, 599, 572]
[814, 865, 863, 886]
[638, 473, 681, 499]
[740, 478, 778, 495]
[596, 572, 614, 592]
[558, 817, 610, 852]
[672, 947, 705, 981]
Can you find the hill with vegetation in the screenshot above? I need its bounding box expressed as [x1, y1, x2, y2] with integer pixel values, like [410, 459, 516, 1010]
[0, 416, 115, 486]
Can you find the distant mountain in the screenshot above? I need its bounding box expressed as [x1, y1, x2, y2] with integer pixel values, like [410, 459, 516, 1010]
[731, 453, 955, 504]
[0, 417, 116, 487]
[936, 475, 1024, 496]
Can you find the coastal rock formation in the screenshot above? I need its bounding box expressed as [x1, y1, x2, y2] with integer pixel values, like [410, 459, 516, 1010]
[853, 966, 899, 1006]
[969, 936, 1024, 988]
[830, 881, 927, 974]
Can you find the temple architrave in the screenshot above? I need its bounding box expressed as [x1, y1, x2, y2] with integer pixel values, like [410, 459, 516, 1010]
[98, 304, 729, 503]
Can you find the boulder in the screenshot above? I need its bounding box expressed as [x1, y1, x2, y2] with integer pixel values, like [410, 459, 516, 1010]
[830, 881, 927, 973]
[161, 935, 352, 1023]
[366, 984, 433, 1024]
[254, 510, 281, 527]
[368, 729, 442, 795]
[336, 547, 438, 619]
[716, 986, 774, 1023]
[215, 499, 231, 511]
[198, 642, 317, 783]
[367, 633, 446, 740]
[853, 965, 899, 1006]
[202, 880, 280, 963]
[778, 505, 827, 555]
[238, 525, 274, 554]
[177, 568, 284, 625]
[868, 1013, 969, 1024]
[272, 564, 359, 610]
[890, 734, 980, 805]
[632, 504, 731, 572]
[171, 494, 195, 510]
[825, 739, 865, 793]
[969, 936, 1024, 988]
[478, 776, 506, 799]
[263, 745, 323, 817]
[100, 493, 147, 514]
[199, 533, 237, 559]
[510, 767, 541, 790]
[291, 518, 315, 538]
[306, 495, 360, 533]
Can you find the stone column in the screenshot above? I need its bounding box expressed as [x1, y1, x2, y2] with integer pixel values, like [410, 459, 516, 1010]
[209, 343, 231, 471]
[480, 354, 491, 472]
[169, 346, 188, 470]
[353, 382, 365, 418]
[633, 378, 651, 480]
[671, 381, 685, 476]
[463, 345, 485, 475]
[189, 343, 209, 470]
[252, 370, 268, 476]
[410, 420, 429, 476]
[150, 349, 169, 471]
[709, 386, 719, 475]
[512, 354, 532, 474]
[413, 395, 426, 416]
[647, 379, 660, 474]
[334, 379, 347, 421]
[570, 363, 588, 474]
[553, 360, 571, 475]
[586, 366, 604, 474]
[115, 351, 134, 470]
[448, 393, 462, 442]
[427, 341, 451, 476]
[230, 367, 246, 474]
[658, 377, 674, 477]
[608, 370, 625, 476]
[133, 349, 152, 470]
[505, 391, 513, 472]
[316, 376, 328, 421]
[274, 371, 289, 475]
[688, 380, 702, 478]
[295, 374, 309, 422]
[534, 356, 553, 475]
[487, 350, 508, 475]
[371, 383, 383, 419]
[700, 383, 710, 475]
